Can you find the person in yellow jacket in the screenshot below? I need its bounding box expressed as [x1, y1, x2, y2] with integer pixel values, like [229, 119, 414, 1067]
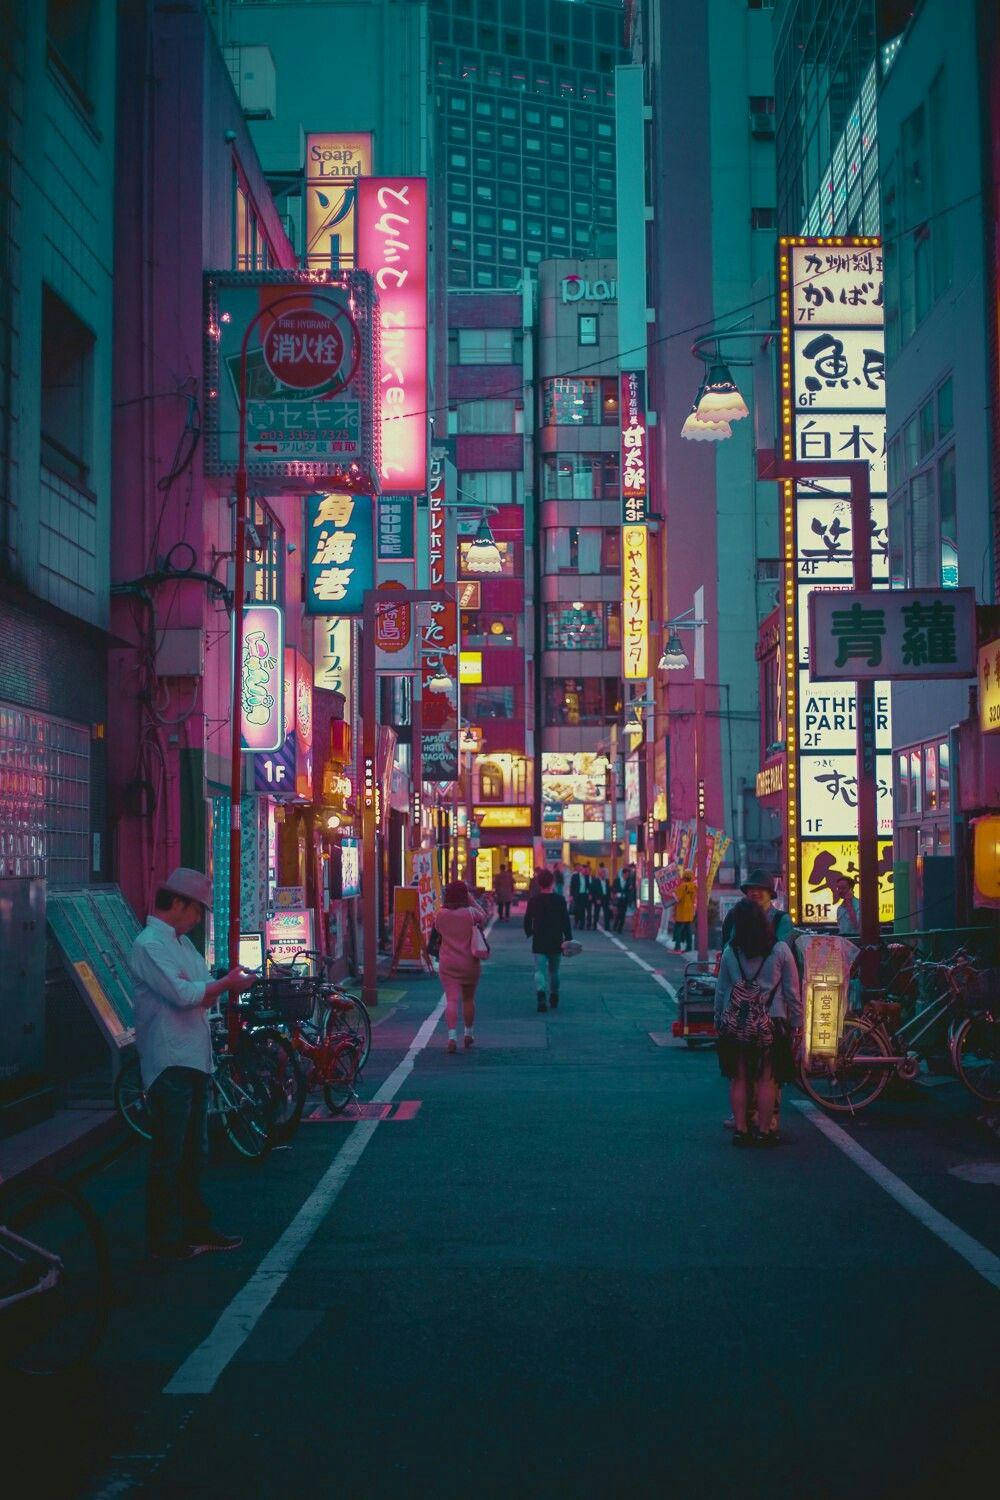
[672, 868, 696, 952]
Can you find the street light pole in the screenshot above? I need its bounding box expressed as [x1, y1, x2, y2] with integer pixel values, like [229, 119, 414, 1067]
[692, 586, 709, 962]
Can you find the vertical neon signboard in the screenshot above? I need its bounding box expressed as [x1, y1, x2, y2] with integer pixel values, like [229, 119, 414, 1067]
[356, 178, 428, 493]
[620, 371, 648, 524]
[240, 605, 285, 753]
[778, 236, 891, 925]
[621, 524, 649, 681]
[305, 492, 375, 615]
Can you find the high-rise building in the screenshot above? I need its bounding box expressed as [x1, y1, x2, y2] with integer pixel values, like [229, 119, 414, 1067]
[429, 0, 627, 290]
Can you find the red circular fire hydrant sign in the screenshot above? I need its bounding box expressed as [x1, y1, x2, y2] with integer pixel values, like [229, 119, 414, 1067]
[262, 309, 345, 390]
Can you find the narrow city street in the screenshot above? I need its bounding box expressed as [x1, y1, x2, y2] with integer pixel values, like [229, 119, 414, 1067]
[10, 920, 999, 1500]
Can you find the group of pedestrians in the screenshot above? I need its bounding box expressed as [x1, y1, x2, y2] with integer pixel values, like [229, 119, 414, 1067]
[568, 864, 636, 933]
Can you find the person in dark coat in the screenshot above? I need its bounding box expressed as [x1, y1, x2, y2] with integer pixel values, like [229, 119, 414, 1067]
[584, 870, 601, 930]
[569, 867, 587, 930]
[524, 868, 573, 1012]
[611, 870, 628, 932]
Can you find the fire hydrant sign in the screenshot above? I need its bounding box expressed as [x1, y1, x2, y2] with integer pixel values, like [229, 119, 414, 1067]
[204, 272, 376, 485]
[809, 588, 976, 682]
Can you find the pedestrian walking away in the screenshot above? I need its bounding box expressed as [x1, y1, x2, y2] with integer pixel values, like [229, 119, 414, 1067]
[672, 868, 696, 951]
[713, 898, 802, 1147]
[595, 864, 612, 929]
[523, 867, 573, 1011]
[129, 867, 258, 1262]
[584, 869, 601, 930]
[433, 880, 487, 1052]
[493, 863, 515, 922]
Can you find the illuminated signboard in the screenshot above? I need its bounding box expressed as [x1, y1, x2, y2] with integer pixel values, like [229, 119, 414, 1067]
[314, 616, 352, 708]
[473, 806, 532, 829]
[420, 598, 458, 780]
[459, 651, 483, 685]
[204, 273, 375, 485]
[377, 495, 415, 559]
[624, 752, 642, 823]
[305, 492, 374, 616]
[429, 447, 447, 589]
[809, 588, 977, 682]
[778, 236, 891, 924]
[304, 133, 373, 269]
[621, 524, 649, 680]
[979, 639, 1000, 734]
[340, 836, 360, 898]
[240, 605, 284, 753]
[620, 370, 648, 524]
[356, 178, 428, 493]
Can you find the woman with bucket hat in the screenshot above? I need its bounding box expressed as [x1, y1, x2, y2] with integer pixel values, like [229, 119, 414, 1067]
[433, 880, 488, 1052]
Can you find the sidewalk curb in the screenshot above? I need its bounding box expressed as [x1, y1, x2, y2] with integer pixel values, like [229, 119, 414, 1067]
[0, 1110, 127, 1189]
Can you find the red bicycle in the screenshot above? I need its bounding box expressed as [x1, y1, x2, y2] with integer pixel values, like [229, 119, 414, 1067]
[262, 955, 364, 1116]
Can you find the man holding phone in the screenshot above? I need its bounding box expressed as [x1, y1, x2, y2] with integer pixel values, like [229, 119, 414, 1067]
[129, 867, 258, 1262]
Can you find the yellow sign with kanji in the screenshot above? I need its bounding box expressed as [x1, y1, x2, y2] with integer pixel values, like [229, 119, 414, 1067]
[979, 639, 1000, 733]
[799, 838, 895, 926]
[621, 524, 649, 681]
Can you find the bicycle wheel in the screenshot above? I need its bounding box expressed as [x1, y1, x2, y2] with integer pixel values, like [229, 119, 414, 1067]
[215, 1055, 273, 1160]
[322, 992, 372, 1069]
[322, 1041, 360, 1116]
[0, 1179, 111, 1376]
[797, 1017, 893, 1115]
[113, 1054, 152, 1142]
[243, 1029, 306, 1144]
[952, 1014, 1000, 1106]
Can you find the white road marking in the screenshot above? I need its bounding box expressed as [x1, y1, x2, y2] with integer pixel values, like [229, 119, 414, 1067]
[164, 997, 446, 1396]
[597, 928, 677, 1005]
[948, 1163, 1000, 1187]
[794, 1100, 1000, 1293]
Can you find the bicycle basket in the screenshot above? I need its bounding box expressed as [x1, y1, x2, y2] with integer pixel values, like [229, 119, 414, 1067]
[267, 978, 315, 1023]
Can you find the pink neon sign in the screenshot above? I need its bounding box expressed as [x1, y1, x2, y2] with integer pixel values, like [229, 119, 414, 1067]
[356, 178, 428, 493]
[240, 605, 285, 753]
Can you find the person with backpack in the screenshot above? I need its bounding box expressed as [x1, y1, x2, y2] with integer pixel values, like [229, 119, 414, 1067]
[714, 897, 801, 1148]
[524, 867, 573, 1012]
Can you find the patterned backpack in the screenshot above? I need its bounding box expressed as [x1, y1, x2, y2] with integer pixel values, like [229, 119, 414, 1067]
[718, 951, 776, 1047]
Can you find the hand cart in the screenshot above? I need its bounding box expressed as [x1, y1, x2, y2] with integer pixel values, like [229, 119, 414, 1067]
[672, 960, 719, 1047]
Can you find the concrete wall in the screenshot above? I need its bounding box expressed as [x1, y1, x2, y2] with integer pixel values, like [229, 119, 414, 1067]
[879, 0, 991, 749]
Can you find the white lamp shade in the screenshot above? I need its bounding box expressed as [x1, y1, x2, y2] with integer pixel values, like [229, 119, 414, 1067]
[463, 539, 504, 574]
[657, 633, 689, 670]
[681, 406, 732, 442]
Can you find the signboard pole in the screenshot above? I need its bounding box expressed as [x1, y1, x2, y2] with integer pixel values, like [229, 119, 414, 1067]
[693, 588, 709, 961]
[360, 587, 453, 1011]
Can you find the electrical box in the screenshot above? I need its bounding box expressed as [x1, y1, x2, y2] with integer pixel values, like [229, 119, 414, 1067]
[222, 45, 276, 120]
[155, 627, 205, 679]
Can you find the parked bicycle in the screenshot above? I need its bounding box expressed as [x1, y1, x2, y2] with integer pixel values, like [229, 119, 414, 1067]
[114, 1037, 273, 1159]
[798, 950, 1000, 1115]
[257, 950, 366, 1118]
[0, 1176, 111, 1376]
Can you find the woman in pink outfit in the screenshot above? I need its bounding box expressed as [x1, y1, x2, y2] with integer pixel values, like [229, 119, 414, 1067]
[433, 880, 487, 1053]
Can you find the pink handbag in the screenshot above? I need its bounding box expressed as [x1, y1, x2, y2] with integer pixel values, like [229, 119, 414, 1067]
[470, 923, 491, 960]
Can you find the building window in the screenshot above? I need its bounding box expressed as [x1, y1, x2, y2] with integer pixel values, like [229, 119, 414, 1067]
[578, 315, 598, 347]
[456, 399, 520, 434]
[544, 603, 620, 650]
[888, 377, 958, 589]
[459, 471, 523, 507]
[463, 686, 515, 720]
[460, 537, 518, 577]
[543, 527, 619, 575]
[454, 328, 516, 364]
[40, 287, 94, 490]
[544, 678, 621, 727]
[248, 499, 285, 604]
[751, 207, 776, 230]
[478, 762, 504, 801]
[47, 0, 96, 103]
[541, 376, 618, 427]
[541, 452, 618, 501]
[461, 612, 516, 648]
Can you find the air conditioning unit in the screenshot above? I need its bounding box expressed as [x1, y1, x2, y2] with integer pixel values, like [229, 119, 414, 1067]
[223, 45, 276, 120]
[751, 112, 776, 139]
